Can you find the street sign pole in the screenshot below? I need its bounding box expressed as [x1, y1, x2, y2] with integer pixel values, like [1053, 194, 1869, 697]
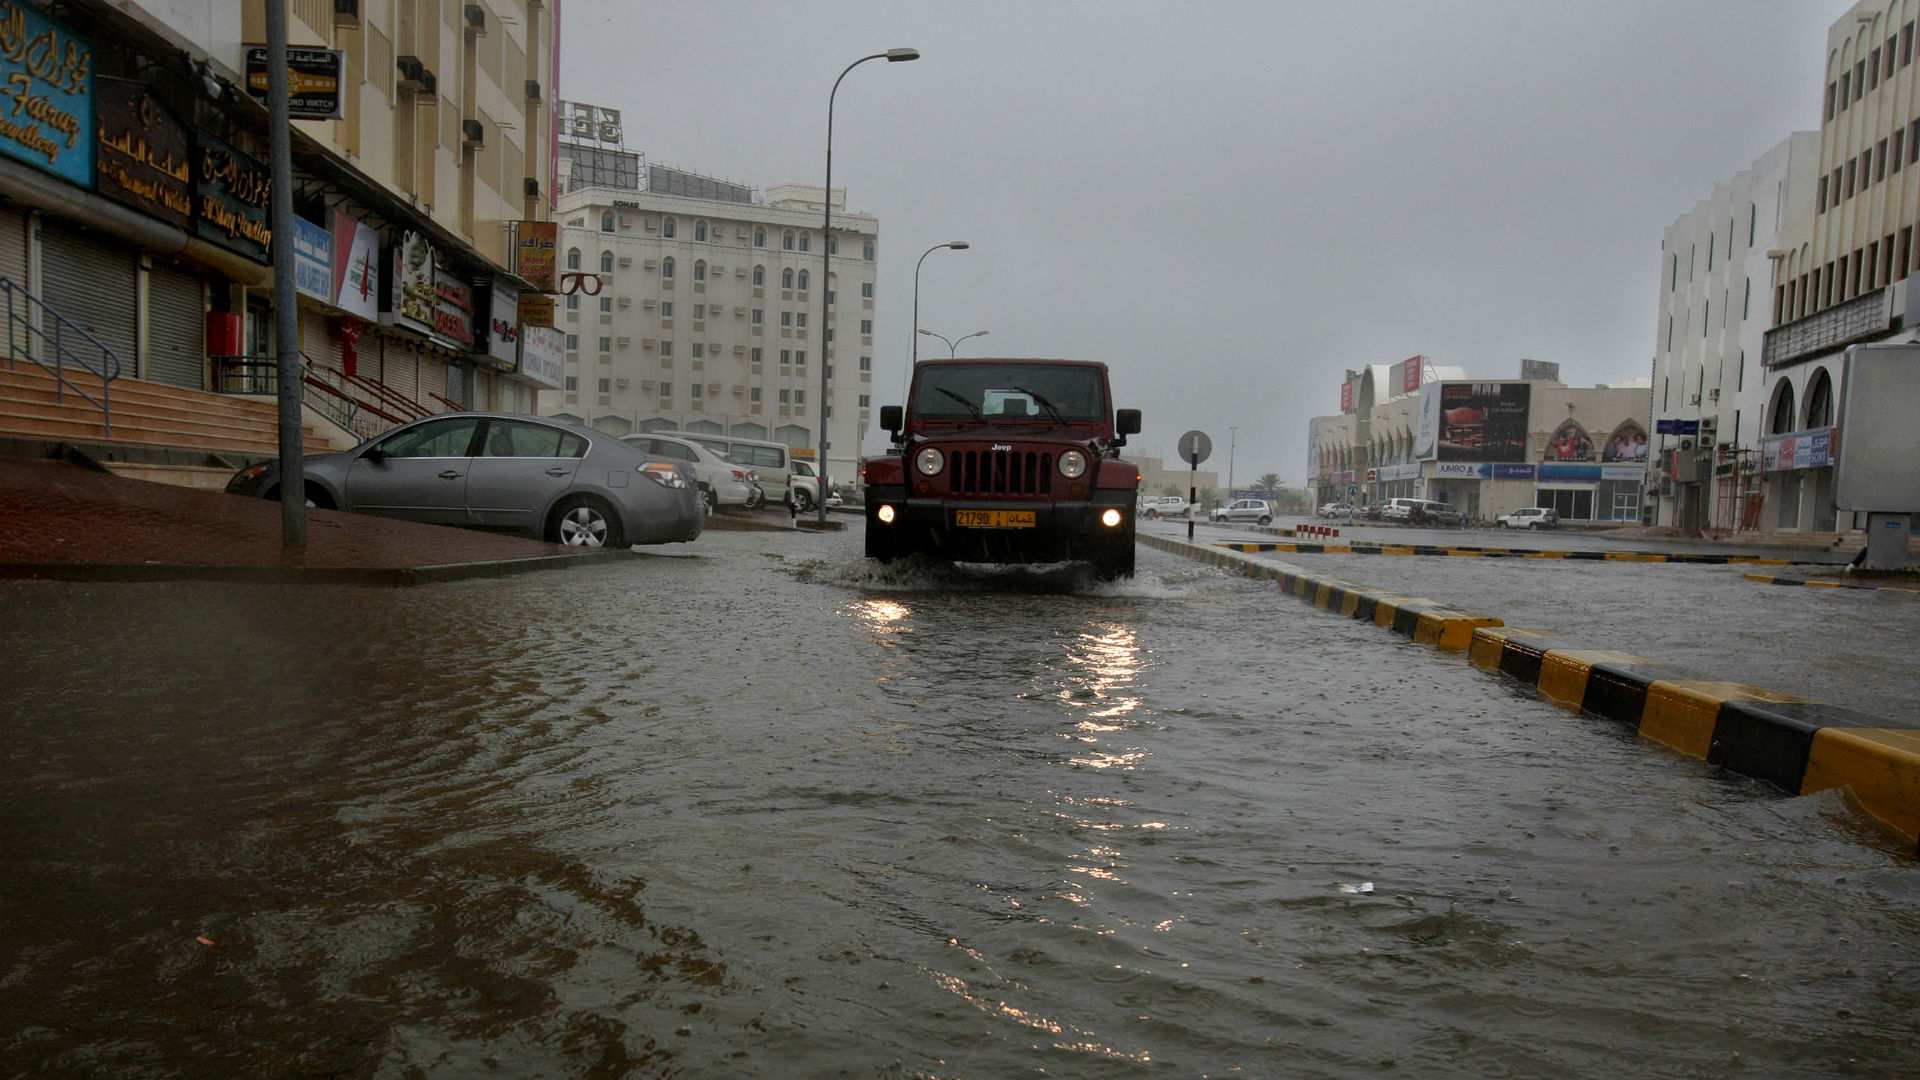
[1177, 429, 1213, 544]
[266, 0, 305, 550]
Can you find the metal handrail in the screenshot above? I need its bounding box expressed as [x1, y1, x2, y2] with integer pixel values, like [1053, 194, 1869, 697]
[211, 355, 402, 444]
[1, 276, 123, 434]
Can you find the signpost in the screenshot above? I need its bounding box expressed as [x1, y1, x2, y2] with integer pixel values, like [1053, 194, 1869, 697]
[1347, 482, 1358, 525]
[1178, 429, 1211, 543]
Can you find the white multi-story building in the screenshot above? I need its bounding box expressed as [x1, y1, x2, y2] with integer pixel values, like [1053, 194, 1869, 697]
[1650, 133, 1819, 533]
[539, 118, 880, 478]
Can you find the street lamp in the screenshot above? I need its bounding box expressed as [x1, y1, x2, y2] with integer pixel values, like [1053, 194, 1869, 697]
[816, 46, 918, 525]
[911, 241, 969, 377]
[1227, 425, 1237, 495]
[918, 328, 989, 358]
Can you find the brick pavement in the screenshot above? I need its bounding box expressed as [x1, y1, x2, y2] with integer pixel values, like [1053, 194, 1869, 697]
[0, 458, 614, 583]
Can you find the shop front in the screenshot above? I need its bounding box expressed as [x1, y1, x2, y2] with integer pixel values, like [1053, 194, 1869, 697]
[1761, 425, 1838, 532]
[1535, 463, 1644, 522]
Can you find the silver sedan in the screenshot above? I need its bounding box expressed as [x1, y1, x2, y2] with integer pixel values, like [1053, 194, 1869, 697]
[226, 413, 704, 547]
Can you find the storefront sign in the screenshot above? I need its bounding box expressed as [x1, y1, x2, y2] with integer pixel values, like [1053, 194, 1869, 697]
[292, 216, 330, 301]
[517, 291, 555, 328]
[330, 209, 378, 321]
[1434, 461, 1485, 479]
[1401, 354, 1423, 394]
[517, 324, 564, 390]
[477, 279, 520, 368]
[516, 220, 557, 290]
[194, 132, 271, 263]
[1600, 464, 1646, 482]
[243, 46, 344, 121]
[382, 230, 435, 336]
[1520, 358, 1561, 382]
[93, 78, 189, 228]
[1339, 380, 1354, 413]
[1538, 463, 1600, 483]
[1436, 382, 1530, 462]
[1491, 463, 1536, 481]
[0, 3, 92, 186]
[1654, 418, 1700, 436]
[1762, 426, 1835, 473]
[1377, 462, 1422, 482]
[432, 270, 476, 350]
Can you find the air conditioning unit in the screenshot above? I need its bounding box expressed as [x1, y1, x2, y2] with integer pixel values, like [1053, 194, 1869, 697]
[615, 378, 628, 389]
[1708, 388, 1721, 401]
[734, 305, 747, 316]
[396, 54, 427, 89]
[617, 255, 632, 267]
[463, 3, 486, 35]
[708, 382, 722, 394]
[618, 217, 632, 230]
[522, 177, 540, 198]
[643, 219, 656, 231]
[733, 385, 746, 395]
[641, 298, 656, 309]
[334, 0, 361, 26]
[642, 380, 656, 391]
[415, 69, 437, 97]
[733, 345, 746, 355]
[642, 339, 656, 350]
[734, 267, 747, 278]
[525, 79, 542, 102]
[1679, 438, 1694, 450]
[642, 259, 657, 271]
[462, 119, 485, 147]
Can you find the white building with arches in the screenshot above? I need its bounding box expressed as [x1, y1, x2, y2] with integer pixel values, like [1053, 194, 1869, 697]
[1758, 0, 1920, 534]
[537, 145, 881, 481]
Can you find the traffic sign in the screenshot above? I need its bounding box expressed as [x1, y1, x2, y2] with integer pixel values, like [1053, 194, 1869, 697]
[1347, 483, 1358, 497]
[1178, 429, 1212, 466]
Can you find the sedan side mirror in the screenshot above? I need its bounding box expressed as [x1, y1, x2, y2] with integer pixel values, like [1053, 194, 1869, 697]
[362, 447, 387, 464]
[879, 405, 903, 437]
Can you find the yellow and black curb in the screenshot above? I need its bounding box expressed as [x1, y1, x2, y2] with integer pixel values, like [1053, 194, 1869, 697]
[1142, 531, 1920, 849]
[1220, 540, 1811, 566]
[1743, 572, 1920, 596]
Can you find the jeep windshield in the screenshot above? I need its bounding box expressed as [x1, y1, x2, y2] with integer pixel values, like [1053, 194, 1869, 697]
[911, 364, 1105, 422]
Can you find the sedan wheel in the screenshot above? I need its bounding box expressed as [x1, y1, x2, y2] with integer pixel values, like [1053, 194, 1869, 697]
[550, 498, 624, 548]
[793, 489, 814, 513]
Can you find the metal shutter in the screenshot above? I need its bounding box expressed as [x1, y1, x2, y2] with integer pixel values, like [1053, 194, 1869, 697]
[382, 339, 418, 397]
[0, 207, 27, 293]
[145, 264, 205, 389]
[302, 308, 342, 372]
[40, 223, 138, 378]
[417, 352, 446, 401]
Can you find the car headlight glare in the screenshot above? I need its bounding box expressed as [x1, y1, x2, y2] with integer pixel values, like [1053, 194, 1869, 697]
[877, 504, 897, 524]
[1100, 508, 1122, 527]
[915, 447, 945, 476]
[1059, 450, 1087, 479]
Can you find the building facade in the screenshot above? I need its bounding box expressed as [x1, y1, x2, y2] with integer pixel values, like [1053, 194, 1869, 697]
[539, 111, 881, 477]
[1309, 359, 1651, 524]
[1651, 133, 1819, 533]
[1758, 0, 1920, 533]
[0, 1, 560, 455]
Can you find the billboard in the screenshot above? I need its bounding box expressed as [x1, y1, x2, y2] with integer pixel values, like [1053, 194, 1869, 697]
[1435, 382, 1530, 462]
[1520, 358, 1561, 382]
[1414, 382, 1440, 459]
[1603, 420, 1648, 462]
[1339, 380, 1354, 413]
[382, 230, 435, 336]
[292, 217, 331, 301]
[244, 46, 345, 121]
[330, 210, 379, 321]
[1399, 355, 1423, 394]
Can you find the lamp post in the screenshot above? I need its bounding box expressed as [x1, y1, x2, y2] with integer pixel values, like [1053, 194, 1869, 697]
[265, 0, 305, 548]
[1227, 425, 1237, 496]
[911, 241, 969, 377]
[917, 328, 989, 358]
[817, 47, 918, 525]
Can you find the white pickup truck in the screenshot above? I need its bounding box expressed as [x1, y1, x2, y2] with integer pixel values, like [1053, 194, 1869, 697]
[1137, 495, 1190, 519]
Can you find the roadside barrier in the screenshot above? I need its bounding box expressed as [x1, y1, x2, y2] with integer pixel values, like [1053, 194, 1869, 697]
[1141, 531, 1920, 850]
[1279, 524, 1340, 538]
[1218, 540, 1813, 566]
[1743, 572, 1920, 596]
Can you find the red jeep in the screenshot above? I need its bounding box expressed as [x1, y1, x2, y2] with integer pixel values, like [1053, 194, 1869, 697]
[863, 358, 1142, 579]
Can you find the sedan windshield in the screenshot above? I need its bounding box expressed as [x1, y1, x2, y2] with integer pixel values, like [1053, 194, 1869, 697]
[911, 364, 1105, 421]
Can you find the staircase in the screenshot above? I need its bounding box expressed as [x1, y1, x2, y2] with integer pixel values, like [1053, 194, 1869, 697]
[0, 363, 331, 460]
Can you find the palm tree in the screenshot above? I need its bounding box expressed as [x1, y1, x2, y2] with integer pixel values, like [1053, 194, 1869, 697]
[1256, 472, 1283, 498]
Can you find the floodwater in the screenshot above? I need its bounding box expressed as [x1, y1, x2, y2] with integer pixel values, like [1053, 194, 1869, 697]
[3, 529, 1918, 1078]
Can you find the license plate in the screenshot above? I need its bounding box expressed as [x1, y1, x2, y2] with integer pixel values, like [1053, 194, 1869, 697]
[954, 509, 1035, 529]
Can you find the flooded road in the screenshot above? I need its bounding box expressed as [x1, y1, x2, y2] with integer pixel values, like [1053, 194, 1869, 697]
[4, 529, 1919, 1078]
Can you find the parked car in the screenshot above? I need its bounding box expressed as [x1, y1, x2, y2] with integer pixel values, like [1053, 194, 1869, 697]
[1498, 506, 1560, 530]
[1210, 498, 1275, 525]
[225, 413, 704, 547]
[1317, 502, 1353, 518]
[790, 458, 824, 512]
[685, 434, 797, 505]
[620, 434, 756, 512]
[1382, 497, 1465, 526]
[1138, 495, 1190, 519]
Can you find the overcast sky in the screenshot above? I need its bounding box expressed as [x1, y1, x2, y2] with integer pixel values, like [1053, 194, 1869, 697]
[561, 0, 1835, 483]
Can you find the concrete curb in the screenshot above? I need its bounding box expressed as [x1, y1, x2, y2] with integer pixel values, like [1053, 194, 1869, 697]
[0, 547, 634, 586]
[1219, 540, 1818, 566]
[1143, 531, 1920, 850]
[1743, 572, 1920, 596]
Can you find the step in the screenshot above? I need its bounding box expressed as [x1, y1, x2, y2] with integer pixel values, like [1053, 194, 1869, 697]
[0, 409, 329, 457]
[0, 397, 297, 448]
[0, 382, 296, 436]
[0, 370, 284, 426]
[103, 461, 239, 491]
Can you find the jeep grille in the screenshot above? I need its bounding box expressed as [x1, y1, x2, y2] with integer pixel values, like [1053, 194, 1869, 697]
[951, 449, 1054, 497]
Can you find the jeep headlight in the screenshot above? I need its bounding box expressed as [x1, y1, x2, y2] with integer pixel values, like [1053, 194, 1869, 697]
[1059, 450, 1087, 479]
[915, 447, 945, 476]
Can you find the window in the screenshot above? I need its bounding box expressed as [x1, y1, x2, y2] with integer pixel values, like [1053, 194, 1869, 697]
[1665, 315, 1672, 350]
[1707, 237, 1714, 271]
[1840, 70, 1851, 109]
[798, 234, 810, 252]
[695, 220, 708, 242]
[481, 421, 587, 458]
[795, 350, 806, 366]
[826, 290, 835, 307]
[600, 211, 614, 232]
[1749, 203, 1756, 246]
[794, 389, 805, 404]
[566, 294, 580, 311]
[566, 333, 581, 351]
[599, 296, 612, 312]
[753, 265, 765, 286]
[564, 375, 577, 391]
[1737, 350, 1744, 392]
[828, 238, 838, 255]
[566, 247, 582, 270]
[1845, 158, 1856, 199]
[781, 311, 793, 327]
[862, 242, 874, 260]
[795, 312, 807, 328]
[1871, 48, 1881, 88]
[660, 382, 672, 399]
[860, 282, 873, 299]
[825, 328, 833, 343]
[662, 217, 677, 238]
[860, 319, 873, 334]
[662, 256, 675, 278]
[751, 347, 762, 364]
[1819, 174, 1830, 212]
[1670, 254, 1677, 291]
[780, 349, 791, 365]
[1898, 130, 1907, 175]
[779, 389, 791, 404]
[660, 340, 673, 357]
[1855, 60, 1865, 100]
[597, 377, 611, 394]
[858, 394, 870, 407]
[1703, 299, 1709, 337]
[750, 387, 762, 402]
[1826, 81, 1837, 121]
[691, 383, 703, 400]
[783, 230, 795, 250]
[1864, 147, 1875, 186]
[598, 335, 611, 352]
[1832, 166, 1842, 203]
[1878, 139, 1889, 182]
[692, 343, 705, 359]
[754, 227, 766, 248]
[1890, 35, 1899, 78]
[1902, 226, 1914, 276]
[1906, 22, 1915, 67]
[782, 268, 794, 289]
[694, 260, 707, 282]
[797, 269, 810, 290]
[1912, 120, 1920, 164]
[858, 355, 872, 372]
[661, 301, 674, 317]
[752, 308, 763, 324]
[693, 304, 705, 319]
[600, 250, 614, 273]
[1743, 276, 1750, 319]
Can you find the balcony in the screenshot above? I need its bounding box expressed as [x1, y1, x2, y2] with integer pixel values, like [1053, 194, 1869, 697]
[1762, 286, 1890, 369]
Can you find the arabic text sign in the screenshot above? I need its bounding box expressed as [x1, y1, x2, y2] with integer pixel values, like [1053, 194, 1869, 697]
[516, 220, 558, 291]
[94, 78, 190, 228]
[432, 270, 475, 349]
[194, 132, 271, 263]
[0, 2, 92, 186]
[518, 325, 564, 390]
[243, 46, 344, 121]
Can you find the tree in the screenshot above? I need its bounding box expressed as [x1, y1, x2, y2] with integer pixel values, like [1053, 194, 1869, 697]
[1197, 486, 1223, 511]
[1256, 472, 1283, 498]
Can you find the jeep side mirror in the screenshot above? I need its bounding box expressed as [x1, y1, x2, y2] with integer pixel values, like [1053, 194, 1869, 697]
[1116, 408, 1141, 437]
[879, 405, 903, 436]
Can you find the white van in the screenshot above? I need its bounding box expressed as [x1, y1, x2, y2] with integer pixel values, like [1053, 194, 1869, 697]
[681, 434, 796, 504]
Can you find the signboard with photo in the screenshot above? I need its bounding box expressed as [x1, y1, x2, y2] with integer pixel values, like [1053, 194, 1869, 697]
[194, 133, 272, 263]
[381, 230, 435, 336]
[0, 3, 92, 185]
[1602, 420, 1649, 463]
[1543, 419, 1593, 462]
[94, 78, 190, 228]
[330, 210, 379, 321]
[1436, 382, 1530, 462]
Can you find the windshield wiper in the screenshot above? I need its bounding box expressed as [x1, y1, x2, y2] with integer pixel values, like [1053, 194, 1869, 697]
[933, 387, 985, 422]
[1010, 386, 1068, 426]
